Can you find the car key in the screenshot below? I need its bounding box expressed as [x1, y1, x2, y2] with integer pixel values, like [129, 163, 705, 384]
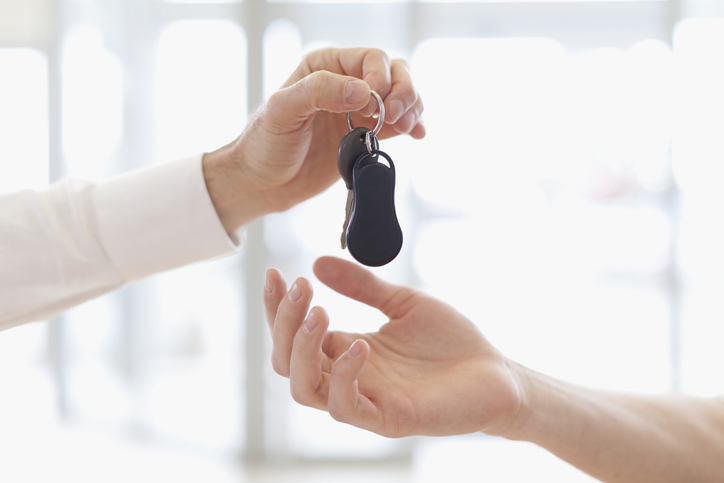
[337, 126, 376, 249]
[337, 90, 402, 266]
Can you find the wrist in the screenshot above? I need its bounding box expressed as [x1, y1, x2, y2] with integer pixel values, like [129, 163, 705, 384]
[485, 361, 557, 442]
[202, 141, 272, 233]
[496, 362, 591, 449]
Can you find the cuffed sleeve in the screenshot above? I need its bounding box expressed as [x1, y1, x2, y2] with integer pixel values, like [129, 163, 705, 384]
[0, 154, 242, 331]
[92, 154, 241, 281]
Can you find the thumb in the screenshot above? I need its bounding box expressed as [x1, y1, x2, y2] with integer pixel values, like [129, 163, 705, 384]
[267, 71, 370, 126]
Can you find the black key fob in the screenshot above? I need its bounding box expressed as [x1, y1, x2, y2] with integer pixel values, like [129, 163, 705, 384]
[346, 150, 403, 267]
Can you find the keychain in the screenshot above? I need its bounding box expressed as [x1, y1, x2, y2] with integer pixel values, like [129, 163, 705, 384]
[337, 91, 403, 267]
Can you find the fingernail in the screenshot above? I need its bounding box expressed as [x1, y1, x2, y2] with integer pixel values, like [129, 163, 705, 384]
[288, 282, 301, 302]
[348, 340, 361, 357]
[345, 80, 368, 104]
[265, 273, 273, 293]
[389, 99, 404, 122]
[399, 110, 416, 134]
[303, 311, 318, 333]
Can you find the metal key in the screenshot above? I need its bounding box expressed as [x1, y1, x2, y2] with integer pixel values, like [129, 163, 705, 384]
[337, 90, 402, 266]
[341, 189, 354, 249]
[337, 126, 375, 249]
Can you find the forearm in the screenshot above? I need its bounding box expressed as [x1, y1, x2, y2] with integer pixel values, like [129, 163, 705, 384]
[506, 366, 724, 482]
[0, 155, 239, 330]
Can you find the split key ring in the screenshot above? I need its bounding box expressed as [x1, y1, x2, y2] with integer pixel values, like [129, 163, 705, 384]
[346, 90, 385, 154]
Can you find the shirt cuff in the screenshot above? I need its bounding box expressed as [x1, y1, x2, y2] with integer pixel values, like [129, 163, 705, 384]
[91, 154, 242, 282]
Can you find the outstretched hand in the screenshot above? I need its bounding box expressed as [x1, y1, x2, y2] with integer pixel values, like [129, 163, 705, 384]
[204, 48, 425, 233]
[264, 256, 524, 438]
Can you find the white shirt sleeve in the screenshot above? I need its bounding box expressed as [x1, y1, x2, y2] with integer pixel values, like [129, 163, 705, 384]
[0, 154, 242, 331]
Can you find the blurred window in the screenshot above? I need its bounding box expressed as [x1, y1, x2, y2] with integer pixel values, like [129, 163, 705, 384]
[674, 18, 724, 397]
[0, 49, 48, 192]
[62, 27, 122, 179]
[2, 0, 723, 480]
[0, 46, 55, 462]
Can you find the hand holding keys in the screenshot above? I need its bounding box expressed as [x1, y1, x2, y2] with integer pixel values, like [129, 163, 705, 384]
[338, 91, 403, 267]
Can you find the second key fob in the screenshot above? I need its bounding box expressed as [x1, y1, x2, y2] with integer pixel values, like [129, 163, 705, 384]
[346, 150, 403, 267]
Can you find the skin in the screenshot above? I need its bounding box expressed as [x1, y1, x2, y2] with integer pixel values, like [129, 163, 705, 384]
[265, 256, 724, 483]
[201, 48, 425, 234]
[265, 256, 524, 438]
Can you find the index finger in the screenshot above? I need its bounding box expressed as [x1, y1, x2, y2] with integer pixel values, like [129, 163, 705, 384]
[312, 256, 418, 320]
[285, 48, 393, 115]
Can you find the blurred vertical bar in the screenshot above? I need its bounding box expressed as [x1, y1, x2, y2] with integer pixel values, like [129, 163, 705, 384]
[664, 182, 682, 392]
[112, 0, 160, 432]
[47, 0, 70, 419]
[242, 0, 268, 462]
[666, 0, 682, 393]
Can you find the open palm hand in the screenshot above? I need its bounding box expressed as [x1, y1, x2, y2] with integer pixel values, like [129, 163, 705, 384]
[265, 257, 524, 438]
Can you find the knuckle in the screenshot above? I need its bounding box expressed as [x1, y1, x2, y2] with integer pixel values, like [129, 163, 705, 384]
[373, 48, 391, 66]
[395, 57, 412, 72]
[271, 354, 289, 378]
[381, 287, 421, 319]
[265, 89, 287, 114]
[301, 50, 315, 64]
[305, 71, 333, 96]
[327, 403, 348, 423]
[380, 427, 402, 439]
[290, 385, 312, 405]
[267, 87, 285, 105]
[399, 88, 418, 107]
[367, 49, 392, 81]
[300, 48, 324, 71]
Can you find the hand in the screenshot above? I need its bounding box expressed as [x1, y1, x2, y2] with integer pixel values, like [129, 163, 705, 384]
[204, 48, 425, 233]
[264, 256, 525, 438]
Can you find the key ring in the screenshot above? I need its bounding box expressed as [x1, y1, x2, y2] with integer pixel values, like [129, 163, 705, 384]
[346, 89, 385, 137]
[365, 131, 378, 154]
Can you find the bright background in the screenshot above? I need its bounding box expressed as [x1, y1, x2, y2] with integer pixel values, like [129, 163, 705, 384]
[1, 0, 724, 481]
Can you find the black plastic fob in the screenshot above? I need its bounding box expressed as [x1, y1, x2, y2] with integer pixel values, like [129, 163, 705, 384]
[346, 151, 403, 267]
